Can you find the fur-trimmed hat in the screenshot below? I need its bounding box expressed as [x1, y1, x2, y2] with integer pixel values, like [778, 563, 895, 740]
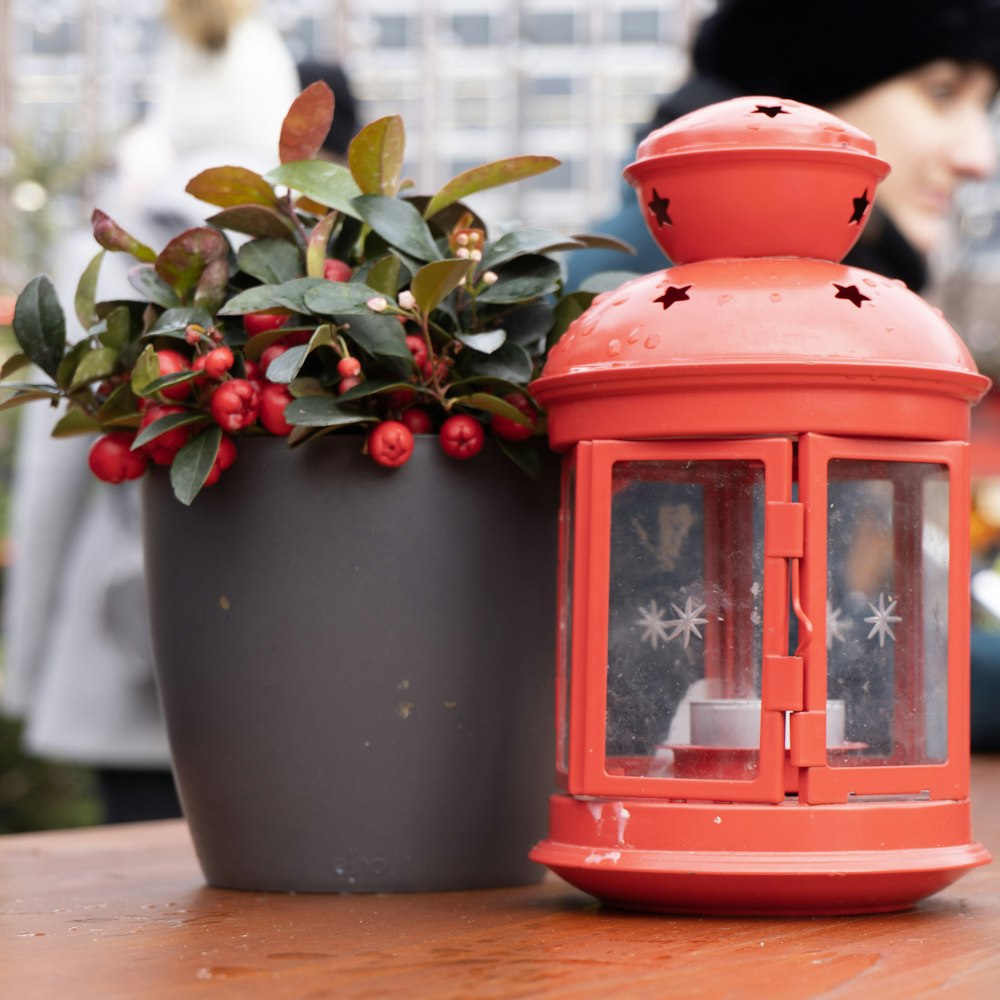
[693, 0, 1000, 107]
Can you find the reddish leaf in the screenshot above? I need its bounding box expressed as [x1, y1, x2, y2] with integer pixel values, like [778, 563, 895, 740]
[186, 167, 278, 209]
[91, 209, 157, 262]
[155, 228, 229, 299]
[206, 205, 299, 242]
[279, 82, 335, 165]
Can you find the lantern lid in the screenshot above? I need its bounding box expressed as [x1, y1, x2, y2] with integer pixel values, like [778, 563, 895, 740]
[533, 257, 990, 447]
[623, 96, 890, 264]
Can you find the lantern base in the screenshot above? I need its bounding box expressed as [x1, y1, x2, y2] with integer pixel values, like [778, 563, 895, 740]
[531, 794, 990, 916]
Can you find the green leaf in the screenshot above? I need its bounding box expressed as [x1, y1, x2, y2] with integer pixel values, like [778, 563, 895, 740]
[218, 277, 324, 316]
[12, 275, 66, 380]
[280, 81, 335, 164]
[465, 341, 533, 382]
[0, 388, 61, 412]
[51, 408, 102, 437]
[75, 250, 105, 329]
[284, 395, 376, 428]
[155, 227, 229, 299]
[185, 166, 278, 209]
[71, 347, 118, 388]
[91, 209, 157, 262]
[423, 156, 560, 220]
[1, 352, 30, 379]
[339, 313, 411, 359]
[100, 305, 135, 352]
[302, 280, 387, 316]
[132, 410, 205, 450]
[455, 329, 506, 354]
[477, 273, 561, 305]
[549, 290, 596, 348]
[56, 339, 92, 390]
[97, 382, 139, 424]
[206, 205, 298, 241]
[496, 436, 543, 479]
[238, 238, 304, 285]
[348, 115, 405, 196]
[194, 257, 230, 314]
[450, 392, 531, 423]
[363, 254, 402, 297]
[170, 426, 222, 506]
[500, 301, 555, 348]
[480, 230, 587, 272]
[262, 344, 310, 384]
[131, 345, 161, 396]
[354, 195, 442, 263]
[147, 306, 215, 338]
[139, 369, 202, 398]
[336, 378, 424, 404]
[410, 259, 473, 315]
[266, 161, 363, 217]
[570, 232, 637, 255]
[128, 264, 182, 309]
[306, 212, 339, 278]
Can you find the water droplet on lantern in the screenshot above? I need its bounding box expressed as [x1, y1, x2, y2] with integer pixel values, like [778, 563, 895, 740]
[644, 334, 660, 350]
[607, 339, 622, 357]
[885, 326, 894, 334]
[612, 295, 629, 306]
[717, 294, 732, 305]
[863, 277, 877, 286]
[890, 278, 907, 288]
[823, 123, 846, 133]
[627, 326, 641, 344]
[770, 292, 782, 303]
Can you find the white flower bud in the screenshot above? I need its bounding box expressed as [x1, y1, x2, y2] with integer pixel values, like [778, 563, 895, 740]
[456, 233, 470, 246]
[469, 249, 482, 262]
[366, 296, 388, 313]
[482, 271, 499, 285]
[456, 246, 471, 259]
[398, 290, 416, 310]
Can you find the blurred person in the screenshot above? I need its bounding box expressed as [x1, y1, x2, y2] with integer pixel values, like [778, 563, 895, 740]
[567, 0, 1000, 296]
[565, 0, 1000, 751]
[1, 0, 299, 823]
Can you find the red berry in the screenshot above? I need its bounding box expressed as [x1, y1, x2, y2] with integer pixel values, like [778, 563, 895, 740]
[490, 393, 538, 442]
[323, 258, 352, 282]
[384, 388, 416, 409]
[202, 346, 235, 379]
[259, 382, 294, 436]
[405, 335, 428, 369]
[243, 312, 289, 337]
[368, 420, 414, 468]
[209, 378, 261, 433]
[88, 432, 149, 484]
[400, 406, 434, 434]
[338, 375, 361, 395]
[203, 434, 238, 486]
[439, 414, 485, 460]
[338, 356, 361, 378]
[259, 341, 289, 380]
[139, 404, 191, 466]
[156, 349, 192, 401]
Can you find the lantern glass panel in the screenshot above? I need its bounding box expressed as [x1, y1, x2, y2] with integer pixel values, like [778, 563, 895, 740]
[605, 459, 765, 780]
[825, 460, 949, 767]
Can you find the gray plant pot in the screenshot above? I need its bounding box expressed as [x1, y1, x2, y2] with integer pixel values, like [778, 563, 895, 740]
[141, 434, 558, 892]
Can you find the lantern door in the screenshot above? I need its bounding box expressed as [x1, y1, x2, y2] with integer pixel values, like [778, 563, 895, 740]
[565, 438, 796, 803]
[796, 434, 970, 804]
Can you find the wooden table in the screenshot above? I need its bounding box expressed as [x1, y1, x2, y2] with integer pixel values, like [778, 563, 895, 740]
[5, 758, 1000, 999]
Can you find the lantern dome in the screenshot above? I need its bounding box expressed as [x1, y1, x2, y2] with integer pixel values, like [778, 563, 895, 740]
[535, 96, 989, 449]
[623, 96, 890, 263]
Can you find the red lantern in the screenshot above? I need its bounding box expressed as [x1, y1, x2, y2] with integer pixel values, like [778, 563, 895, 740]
[529, 97, 992, 915]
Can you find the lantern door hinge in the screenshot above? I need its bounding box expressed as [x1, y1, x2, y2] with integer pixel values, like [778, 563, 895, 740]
[765, 501, 804, 558]
[789, 711, 827, 767]
[762, 654, 803, 712]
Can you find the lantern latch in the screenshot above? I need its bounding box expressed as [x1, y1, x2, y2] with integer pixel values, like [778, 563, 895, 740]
[765, 501, 804, 558]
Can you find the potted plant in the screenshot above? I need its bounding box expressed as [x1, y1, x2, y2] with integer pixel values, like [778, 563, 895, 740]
[3, 84, 625, 891]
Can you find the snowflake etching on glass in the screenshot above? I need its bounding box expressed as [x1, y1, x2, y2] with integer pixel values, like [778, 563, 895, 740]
[664, 596, 709, 649]
[827, 605, 851, 649]
[635, 600, 672, 650]
[864, 592, 902, 648]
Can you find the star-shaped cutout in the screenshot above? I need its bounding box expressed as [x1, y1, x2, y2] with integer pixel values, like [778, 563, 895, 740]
[653, 284, 691, 310]
[827, 606, 851, 650]
[849, 189, 870, 224]
[663, 597, 709, 649]
[833, 283, 870, 308]
[752, 104, 789, 118]
[647, 188, 672, 227]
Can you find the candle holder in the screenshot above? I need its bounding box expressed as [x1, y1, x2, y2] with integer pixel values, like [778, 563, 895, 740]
[529, 96, 992, 915]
